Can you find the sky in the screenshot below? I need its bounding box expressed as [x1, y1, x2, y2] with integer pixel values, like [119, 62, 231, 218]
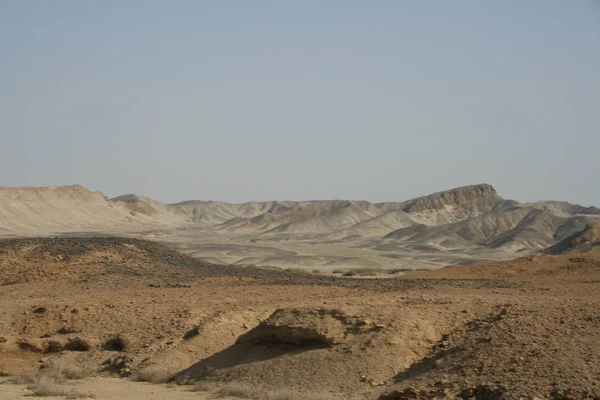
[0, 1, 598, 205]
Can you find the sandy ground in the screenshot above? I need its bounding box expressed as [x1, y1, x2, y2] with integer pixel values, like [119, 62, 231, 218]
[0, 377, 235, 400]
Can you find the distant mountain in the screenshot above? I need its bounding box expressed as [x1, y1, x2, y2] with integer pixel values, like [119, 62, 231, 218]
[0, 185, 185, 235]
[0, 184, 597, 263]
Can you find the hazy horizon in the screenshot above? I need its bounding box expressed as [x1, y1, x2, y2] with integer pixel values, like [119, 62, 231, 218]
[1, 1, 598, 206]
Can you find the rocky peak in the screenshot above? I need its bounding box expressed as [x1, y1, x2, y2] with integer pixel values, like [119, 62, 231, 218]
[404, 184, 501, 214]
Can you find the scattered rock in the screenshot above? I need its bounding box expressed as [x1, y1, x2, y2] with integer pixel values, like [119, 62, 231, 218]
[57, 326, 81, 335]
[44, 339, 65, 353]
[18, 338, 45, 353]
[237, 308, 375, 346]
[64, 337, 94, 352]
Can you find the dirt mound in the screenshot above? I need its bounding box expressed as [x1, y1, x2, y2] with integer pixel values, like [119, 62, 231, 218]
[0, 236, 211, 285]
[173, 305, 456, 395]
[237, 308, 378, 346]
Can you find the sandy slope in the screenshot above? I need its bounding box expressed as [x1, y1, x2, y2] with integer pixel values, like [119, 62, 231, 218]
[0, 186, 185, 235]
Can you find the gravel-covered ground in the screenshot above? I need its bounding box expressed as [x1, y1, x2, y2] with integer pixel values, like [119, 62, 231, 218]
[0, 237, 598, 400]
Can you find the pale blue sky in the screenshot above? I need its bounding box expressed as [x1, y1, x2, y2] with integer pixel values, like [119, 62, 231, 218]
[0, 1, 598, 205]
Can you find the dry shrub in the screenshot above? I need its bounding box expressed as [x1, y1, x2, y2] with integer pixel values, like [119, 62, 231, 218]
[135, 365, 173, 383]
[9, 357, 92, 386]
[216, 382, 257, 398]
[355, 268, 385, 276]
[27, 376, 70, 396]
[311, 269, 322, 274]
[42, 357, 93, 380]
[342, 268, 385, 277]
[285, 268, 309, 274]
[66, 392, 96, 399]
[189, 381, 218, 392]
[7, 371, 38, 384]
[259, 390, 337, 400]
[26, 375, 95, 398]
[331, 270, 344, 274]
[387, 268, 411, 274]
[203, 382, 336, 400]
[258, 265, 283, 271]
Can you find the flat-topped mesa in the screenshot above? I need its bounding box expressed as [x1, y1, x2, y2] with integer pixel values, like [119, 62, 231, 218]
[403, 184, 501, 215]
[0, 184, 105, 199]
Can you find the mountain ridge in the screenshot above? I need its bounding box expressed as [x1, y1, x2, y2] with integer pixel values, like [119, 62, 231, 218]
[0, 184, 598, 267]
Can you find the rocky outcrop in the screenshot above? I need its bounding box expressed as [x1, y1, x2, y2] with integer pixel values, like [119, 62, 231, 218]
[236, 308, 381, 346]
[403, 184, 501, 215]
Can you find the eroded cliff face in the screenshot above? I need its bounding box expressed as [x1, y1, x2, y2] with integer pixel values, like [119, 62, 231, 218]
[404, 184, 501, 215]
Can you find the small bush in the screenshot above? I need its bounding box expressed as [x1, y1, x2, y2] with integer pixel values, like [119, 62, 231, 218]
[26, 375, 95, 398]
[216, 382, 257, 398]
[387, 268, 409, 274]
[193, 382, 337, 400]
[286, 268, 309, 274]
[357, 269, 380, 276]
[341, 268, 387, 277]
[27, 376, 69, 396]
[189, 381, 217, 392]
[66, 392, 96, 399]
[41, 357, 93, 380]
[331, 270, 344, 274]
[311, 269, 322, 274]
[258, 265, 283, 271]
[135, 365, 173, 383]
[259, 390, 336, 400]
[7, 371, 38, 384]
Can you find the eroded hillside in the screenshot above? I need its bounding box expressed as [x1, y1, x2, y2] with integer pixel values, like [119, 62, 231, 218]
[0, 184, 598, 270]
[0, 237, 598, 399]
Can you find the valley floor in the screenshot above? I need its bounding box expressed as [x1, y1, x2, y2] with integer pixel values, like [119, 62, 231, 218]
[138, 226, 522, 271]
